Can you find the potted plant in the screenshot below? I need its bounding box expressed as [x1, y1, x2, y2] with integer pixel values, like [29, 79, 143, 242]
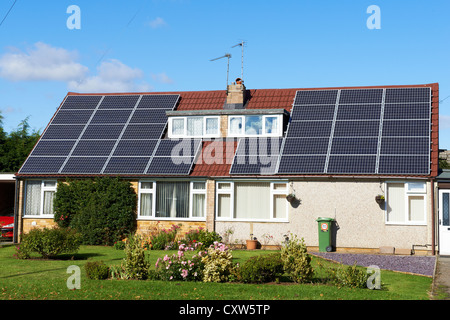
[246, 234, 258, 250]
[286, 193, 297, 203]
[375, 194, 385, 204]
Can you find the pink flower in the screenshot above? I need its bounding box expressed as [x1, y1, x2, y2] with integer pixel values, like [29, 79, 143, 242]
[181, 269, 188, 278]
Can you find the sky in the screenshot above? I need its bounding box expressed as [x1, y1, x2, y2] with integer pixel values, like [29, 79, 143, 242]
[0, 0, 449, 149]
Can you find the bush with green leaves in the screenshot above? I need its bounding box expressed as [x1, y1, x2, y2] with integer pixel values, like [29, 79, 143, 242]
[281, 233, 314, 283]
[183, 227, 222, 250]
[327, 262, 369, 288]
[85, 261, 110, 280]
[121, 233, 150, 280]
[15, 226, 82, 259]
[53, 177, 137, 245]
[149, 224, 180, 250]
[202, 242, 236, 283]
[238, 253, 284, 283]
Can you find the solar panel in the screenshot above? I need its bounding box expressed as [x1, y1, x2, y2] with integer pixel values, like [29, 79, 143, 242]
[18, 94, 180, 175]
[41, 125, 85, 140]
[229, 138, 282, 175]
[60, 157, 108, 174]
[277, 87, 431, 175]
[98, 95, 140, 109]
[60, 95, 102, 110]
[30, 140, 76, 156]
[146, 139, 201, 175]
[103, 157, 151, 174]
[72, 140, 116, 156]
[19, 157, 67, 173]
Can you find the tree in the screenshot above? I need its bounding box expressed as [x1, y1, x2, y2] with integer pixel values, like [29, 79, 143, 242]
[0, 114, 40, 172]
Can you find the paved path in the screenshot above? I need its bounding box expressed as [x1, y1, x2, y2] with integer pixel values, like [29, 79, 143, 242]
[432, 256, 450, 299]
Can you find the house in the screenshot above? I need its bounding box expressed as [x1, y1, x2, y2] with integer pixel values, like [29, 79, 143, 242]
[14, 80, 442, 255]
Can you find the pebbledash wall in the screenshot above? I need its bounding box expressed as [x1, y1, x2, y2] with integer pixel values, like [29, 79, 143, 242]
[18, 177, 432, 253]
[215, 178, 433, 253]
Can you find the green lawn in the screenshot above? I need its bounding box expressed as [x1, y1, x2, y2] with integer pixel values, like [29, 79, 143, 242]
[0, 244, 433, 300]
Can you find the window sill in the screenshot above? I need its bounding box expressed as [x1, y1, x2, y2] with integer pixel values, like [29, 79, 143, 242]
[385, 222, 427, 226]
[137, 217, 206, 222]
[23, 215, 54, 219]
[216, 218, 289, 223]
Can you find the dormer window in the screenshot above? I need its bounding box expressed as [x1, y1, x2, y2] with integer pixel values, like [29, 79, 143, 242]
[169, 116, 220, 138]
[228, 115, 282, 137]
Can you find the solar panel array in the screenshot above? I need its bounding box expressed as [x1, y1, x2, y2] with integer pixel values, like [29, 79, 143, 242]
[19, 94, 201, 175]
[277, 87, 431, 175]
[229, 137, 283, 175]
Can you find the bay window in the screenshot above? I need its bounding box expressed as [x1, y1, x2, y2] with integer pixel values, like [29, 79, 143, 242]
[385, 181, 427, 225]
[216, 181, 288, 221]
[24, 180, 57, 217]
[138, 180, 206, 220]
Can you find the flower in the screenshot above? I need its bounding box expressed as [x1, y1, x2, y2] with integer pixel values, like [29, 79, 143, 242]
[181, 269, 188, 279]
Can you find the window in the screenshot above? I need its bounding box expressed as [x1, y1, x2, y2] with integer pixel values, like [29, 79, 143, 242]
[138, 181, 206, 220]
[216, 181, 288, 221]
[24, 180, 57, 217]
[228, 115, 282, 137]
[169, 116, 220, 138]
[385, 182, 426, 225]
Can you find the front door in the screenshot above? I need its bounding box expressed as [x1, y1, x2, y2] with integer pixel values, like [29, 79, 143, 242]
[439, 190, 450, 255]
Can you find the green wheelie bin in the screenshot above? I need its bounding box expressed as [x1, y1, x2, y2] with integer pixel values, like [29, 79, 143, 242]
[316, 217, 334, 252]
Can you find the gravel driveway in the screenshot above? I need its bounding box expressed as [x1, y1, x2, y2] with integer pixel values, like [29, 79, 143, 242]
[312, 252, 436, 277]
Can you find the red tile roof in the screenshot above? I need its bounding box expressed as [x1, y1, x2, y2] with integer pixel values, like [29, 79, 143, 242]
[28, 82, 439, 179]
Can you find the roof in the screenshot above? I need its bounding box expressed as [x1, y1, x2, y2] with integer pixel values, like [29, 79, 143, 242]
[15, 82, 439, 179]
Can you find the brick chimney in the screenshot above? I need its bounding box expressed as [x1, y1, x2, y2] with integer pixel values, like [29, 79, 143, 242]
[224, 78, 246, 109]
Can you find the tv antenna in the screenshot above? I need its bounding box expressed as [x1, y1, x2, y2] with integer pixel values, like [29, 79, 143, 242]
[210, 53, 232, 91]
[231, 41, 245, 80]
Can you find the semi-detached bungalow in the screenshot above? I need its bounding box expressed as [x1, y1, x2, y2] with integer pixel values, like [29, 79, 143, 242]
[13, 80, 445, 255]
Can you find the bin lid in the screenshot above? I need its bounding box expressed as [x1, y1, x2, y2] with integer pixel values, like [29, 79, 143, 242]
[316, 217, 334, 222]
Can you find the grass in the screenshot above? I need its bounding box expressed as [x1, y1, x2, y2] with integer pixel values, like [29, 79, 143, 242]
[0, 243, 433, 300]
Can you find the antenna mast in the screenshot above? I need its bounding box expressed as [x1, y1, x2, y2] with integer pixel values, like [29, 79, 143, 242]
[210, 53, 232, 91]
[232, 41, 245, 80]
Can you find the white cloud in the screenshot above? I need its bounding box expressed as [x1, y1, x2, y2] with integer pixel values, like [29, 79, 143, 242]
[68, 59, 152, 93]
[151, 72, 174, 84]
[0, 42, 88, 82]
[0, 42, 154, 93]
[148, 17, 167, 29]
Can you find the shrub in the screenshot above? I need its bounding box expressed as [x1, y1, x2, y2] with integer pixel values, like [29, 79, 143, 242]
[149, 224, 180, 250]
[183, 228, 221, 250]
[202, 242, 236, 283]
[281, 233, 314, 283]
[238, 253, 284, 283]
[155, 241, 205, 281]
[327, 262, 369, 289]
[53, 177, 137, 246]
[85, 261, 110, 280]
[15, 227, 82, 259]
[121, 233, 150, 280]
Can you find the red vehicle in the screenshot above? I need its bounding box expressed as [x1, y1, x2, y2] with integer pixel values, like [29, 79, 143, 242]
[0, 208, 14, 240]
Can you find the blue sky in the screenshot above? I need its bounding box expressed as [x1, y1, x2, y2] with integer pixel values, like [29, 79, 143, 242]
[0, 0, 449, 148]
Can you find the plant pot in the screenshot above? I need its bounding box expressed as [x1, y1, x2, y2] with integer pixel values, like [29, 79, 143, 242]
[246, 239, 258, 250]
[286, 194, 296, 203]
[375, 195, 385, 205]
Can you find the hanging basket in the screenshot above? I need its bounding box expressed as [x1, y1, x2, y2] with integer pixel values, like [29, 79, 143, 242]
[286, 194, 296, 203]
[375, 195, 385, 204]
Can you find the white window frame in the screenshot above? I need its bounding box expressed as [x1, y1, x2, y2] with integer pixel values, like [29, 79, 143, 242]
[385, 181, 427, 225]
[137, 180, 206, 221]
[227, 115, 282, 138]
[168, 116, 221, 138]
[215, 180, 289, 222]
[24, 180, 57, 218]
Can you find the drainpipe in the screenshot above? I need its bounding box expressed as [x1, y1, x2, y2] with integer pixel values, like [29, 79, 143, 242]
[13, 178, 19, 244]
[431, 178, 435, 255]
